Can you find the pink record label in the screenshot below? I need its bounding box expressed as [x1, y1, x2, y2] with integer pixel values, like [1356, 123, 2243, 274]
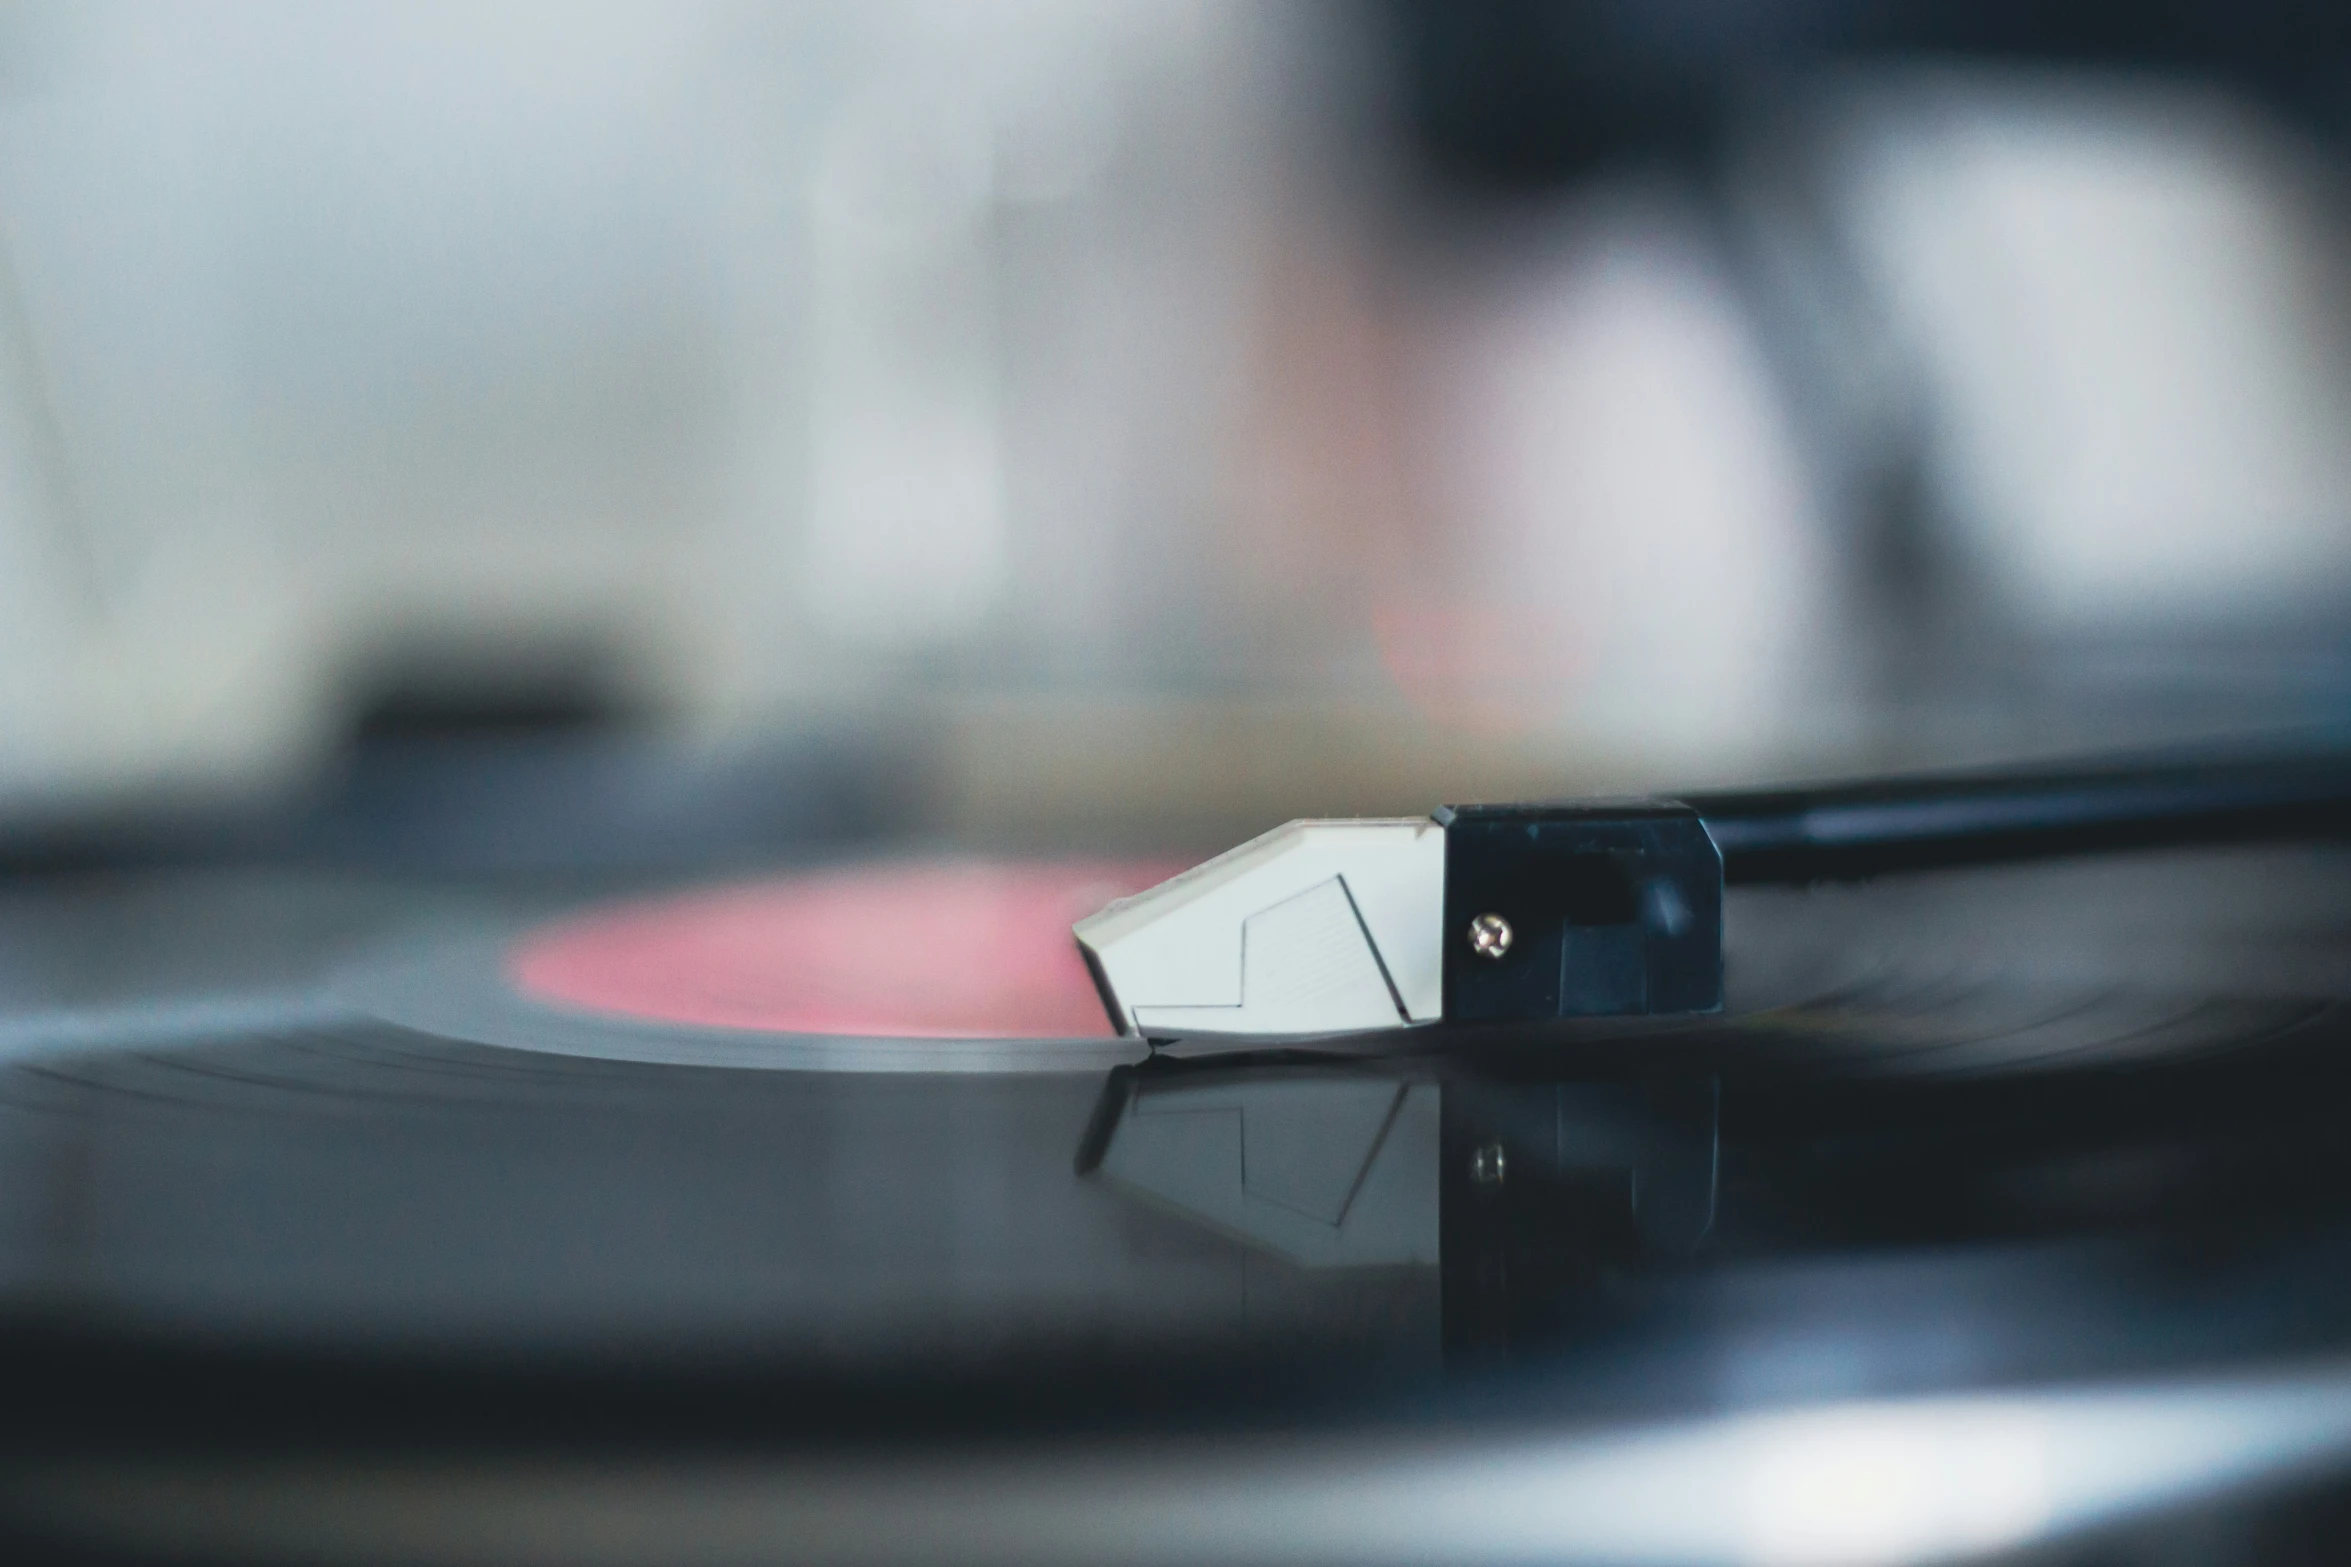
[507, 859, 1182, 1039]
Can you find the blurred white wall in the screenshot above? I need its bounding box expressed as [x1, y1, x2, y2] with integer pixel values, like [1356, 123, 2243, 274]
[1388, 193, 1847, 769]
[0, 0, 1307, 814]
[1813, 71, 2351, 633]
[0, 8, 2346, 827]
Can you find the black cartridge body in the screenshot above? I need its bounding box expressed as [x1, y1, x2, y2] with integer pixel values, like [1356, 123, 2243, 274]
[1436, 802, 1724, 1022]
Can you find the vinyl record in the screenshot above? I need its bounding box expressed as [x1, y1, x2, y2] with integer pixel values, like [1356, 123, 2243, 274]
[6, 840, 2351, 1564]
[0, 841, 2336, 1360]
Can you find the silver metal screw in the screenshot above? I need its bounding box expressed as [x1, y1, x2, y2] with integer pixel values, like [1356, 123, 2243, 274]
[1470, 1141, 1507, 1186]
[1467, 912, 1514, 960]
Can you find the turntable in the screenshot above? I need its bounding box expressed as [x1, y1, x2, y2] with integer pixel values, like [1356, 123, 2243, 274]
[2, 744, 2351, 1563]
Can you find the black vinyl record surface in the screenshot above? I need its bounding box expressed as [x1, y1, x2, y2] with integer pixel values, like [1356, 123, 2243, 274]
[4, 841, 2351, 1564]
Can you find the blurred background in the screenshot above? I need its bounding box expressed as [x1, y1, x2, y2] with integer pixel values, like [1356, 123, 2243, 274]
[1, 0, 2349, 859]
